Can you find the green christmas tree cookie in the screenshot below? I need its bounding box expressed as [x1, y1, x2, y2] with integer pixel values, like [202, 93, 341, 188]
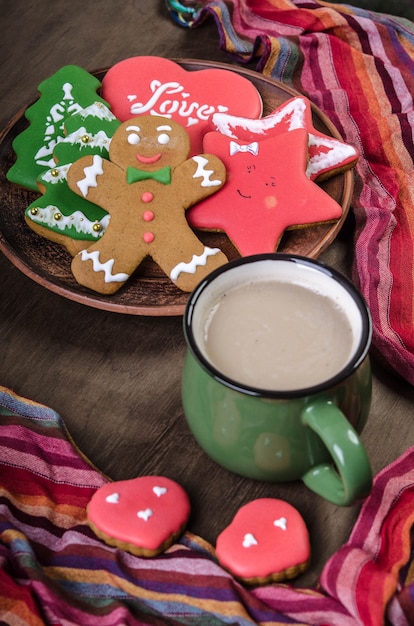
[7, 65, 109, 191]
[25, 102, 120, 255]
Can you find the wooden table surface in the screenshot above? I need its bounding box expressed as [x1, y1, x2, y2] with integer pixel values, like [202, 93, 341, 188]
[1, 0, 413, 590]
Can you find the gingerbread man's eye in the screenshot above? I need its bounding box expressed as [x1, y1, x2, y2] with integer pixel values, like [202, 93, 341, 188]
[157, 133, 170, 145]
[156, 125, 173, 146]
[127, 133, 141, 145]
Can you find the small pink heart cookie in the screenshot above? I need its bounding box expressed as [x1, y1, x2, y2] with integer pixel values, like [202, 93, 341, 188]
[87, 476, 190, 556]
[101, 56, 263, 155]
[215, 498, 310, 585]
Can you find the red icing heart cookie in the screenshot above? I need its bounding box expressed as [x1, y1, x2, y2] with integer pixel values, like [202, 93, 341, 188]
[87, 476, 190, 556]
[187, 128, 343, 256]
[209, 96, 359, 181]
[101, 56, 263, 155]
[216, 498, 310, 585]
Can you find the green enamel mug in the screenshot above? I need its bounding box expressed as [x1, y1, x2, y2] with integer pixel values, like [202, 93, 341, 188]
[182, 254, 373, 506]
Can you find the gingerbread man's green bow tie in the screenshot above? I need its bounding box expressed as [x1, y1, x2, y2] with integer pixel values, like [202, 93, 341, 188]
[127, 166, 171, 185]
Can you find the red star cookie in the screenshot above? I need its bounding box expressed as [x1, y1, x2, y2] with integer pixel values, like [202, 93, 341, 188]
[209, 96, 359, 181]
[187, 128, 343, 257]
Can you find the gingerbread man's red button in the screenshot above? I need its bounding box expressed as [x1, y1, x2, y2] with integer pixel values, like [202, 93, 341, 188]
[141, 192, 154, 203]
[143, 210, 155, 222]
[143, 232, 155, 243]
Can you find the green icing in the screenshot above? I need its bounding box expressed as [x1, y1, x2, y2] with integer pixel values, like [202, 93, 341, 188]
[24, 100, 122, 242]
[26, 165, 109, 241]
[7, 65, 109, 192]
[53, 102, 121, 165]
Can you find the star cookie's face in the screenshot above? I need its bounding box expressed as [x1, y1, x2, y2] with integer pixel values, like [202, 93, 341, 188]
[234, 161, 278, 208]
[109, 116, 190, 171]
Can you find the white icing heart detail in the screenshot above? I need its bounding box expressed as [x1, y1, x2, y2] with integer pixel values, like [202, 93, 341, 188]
[187, 117, 199, 127]
[218, 105, 229, 112]
[242, 533, 258, 548]
[153, 486, 167, 497]
[273, 517, 287, 531]
[137, 508, 153, 521]
[127, 94, 137, 102]
[105, 492, 119, 504]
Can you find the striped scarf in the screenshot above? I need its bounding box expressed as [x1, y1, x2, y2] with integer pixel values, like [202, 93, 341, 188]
[1, 384, 414, 624]
[169, 0, 414, 385]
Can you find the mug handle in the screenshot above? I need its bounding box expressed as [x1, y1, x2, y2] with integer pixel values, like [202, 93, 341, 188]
[301, 400, 372, 506]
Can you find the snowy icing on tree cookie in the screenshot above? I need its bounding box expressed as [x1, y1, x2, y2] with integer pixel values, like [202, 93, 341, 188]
[25, 103, 120, 255]
[7, 65, 109, 191]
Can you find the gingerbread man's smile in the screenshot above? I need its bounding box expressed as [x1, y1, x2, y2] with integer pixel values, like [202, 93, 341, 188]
[136, 153, 162, 164]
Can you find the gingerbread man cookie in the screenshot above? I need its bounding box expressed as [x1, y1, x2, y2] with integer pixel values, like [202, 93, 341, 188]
[66, 116, 228, 293]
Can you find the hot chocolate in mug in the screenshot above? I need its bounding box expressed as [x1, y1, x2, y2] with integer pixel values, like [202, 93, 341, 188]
[182, 254, 373, 506]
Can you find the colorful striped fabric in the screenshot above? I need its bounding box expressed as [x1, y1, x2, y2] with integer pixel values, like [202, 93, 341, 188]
[170, 0, 414, 385]
[0, 384, 413, 625]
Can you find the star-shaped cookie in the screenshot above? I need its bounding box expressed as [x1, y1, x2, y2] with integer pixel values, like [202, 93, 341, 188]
[209, 96, 359, 182]
[187, 128, 343, 257]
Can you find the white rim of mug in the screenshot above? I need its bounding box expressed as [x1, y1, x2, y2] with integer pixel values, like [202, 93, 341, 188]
[183, 253, 373, 399]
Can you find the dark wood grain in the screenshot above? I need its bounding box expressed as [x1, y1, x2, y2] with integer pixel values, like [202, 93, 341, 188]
[0, 0, 414, 592]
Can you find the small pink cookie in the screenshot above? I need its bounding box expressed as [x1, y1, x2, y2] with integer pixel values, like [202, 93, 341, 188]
[209, 96, 359, 181]
[187, 128, 343, 257]
[101, 56, 263, 155]
[87, 476, 190, 557]
[216, 499, 310, 585]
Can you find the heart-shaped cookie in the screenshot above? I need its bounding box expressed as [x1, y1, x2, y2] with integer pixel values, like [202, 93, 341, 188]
[87, 476, 190, 556]
[101, 56, 263, 155]
[216, 498, 310, 585]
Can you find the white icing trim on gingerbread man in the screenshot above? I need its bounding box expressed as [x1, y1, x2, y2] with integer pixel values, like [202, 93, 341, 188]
[192, 156, 222, 187]
[170, 246, 221, 281]
[77, 154, 104, 196]
[80, 249, 129, 283]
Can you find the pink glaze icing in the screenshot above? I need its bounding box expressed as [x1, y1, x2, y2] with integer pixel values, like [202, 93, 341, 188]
[209, 96, 359, 181]
[87, 476, 190, 552]
[187, 128, 343, 257]
[101, 56, 263, 156]
[216, 498, 310, 580]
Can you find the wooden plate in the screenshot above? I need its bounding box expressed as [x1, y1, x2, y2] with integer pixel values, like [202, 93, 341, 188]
[0, 59, 353, 316]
